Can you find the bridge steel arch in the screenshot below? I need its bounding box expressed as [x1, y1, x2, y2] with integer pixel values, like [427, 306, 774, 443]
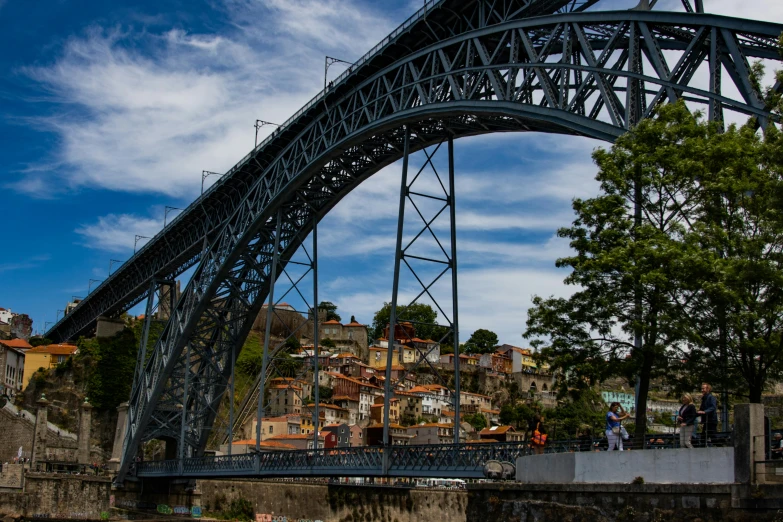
[102, 5, 782, 482]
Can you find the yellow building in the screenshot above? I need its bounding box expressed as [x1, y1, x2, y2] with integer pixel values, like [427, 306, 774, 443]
[22, 344, 77, 389]
[368, 346, 403, 369]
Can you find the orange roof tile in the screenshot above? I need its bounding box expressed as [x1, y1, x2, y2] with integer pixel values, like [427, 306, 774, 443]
[231, 440, 297, 450]
[335, 353, 359, 358]
[412, 423, 454, 429]
[27, 344, 78, 355]
[322, 319, 342, 325]
[334, 374, 383, 390]
[480, 426, 516, 435]
[306, 403, 348, 411]
[461, 391, 491, 399]
[0, 339, 32, 349]
[344, 320, 365, 327]
[270, 385, 302, 391]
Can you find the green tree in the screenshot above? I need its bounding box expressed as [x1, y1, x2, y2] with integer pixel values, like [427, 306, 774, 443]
[318, 385, 333, 401]
[320, 337, 336, 349]
[28, 337, 52, 348]
[463, 329, 499, 354]
[499, 404, 518, 427]
[76, 328, 138, 410]
[318, 301, 341, 322]
[370, 302, 444, 342]
[525, 102, 706, 446]
[677, 122, 783, 403]
[542, 388, 605, 439]
[464, 413, 487, 431]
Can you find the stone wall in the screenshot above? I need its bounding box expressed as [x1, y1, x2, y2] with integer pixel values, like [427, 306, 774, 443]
[0, 474, 111, 519]
[0, 404, 78, 463]
[467, 483, 783, 522]
[198, 480, 468, 522]
[0, 463, 23, 489]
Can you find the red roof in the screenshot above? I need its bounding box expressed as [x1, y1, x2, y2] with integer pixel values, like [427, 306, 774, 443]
[27, 344, 78, 355]
[0, 339, 32, 350]
[322, 319, 342, 325]
[480, 425, 516, 435]
[344, 320, 365, 327]
[231, 440, 297, 450]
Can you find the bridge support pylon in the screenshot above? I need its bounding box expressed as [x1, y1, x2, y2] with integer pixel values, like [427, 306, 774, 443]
[383, 125, 461, 447]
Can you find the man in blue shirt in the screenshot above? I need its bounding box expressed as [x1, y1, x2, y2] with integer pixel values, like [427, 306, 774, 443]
[697, 382, 718, 446]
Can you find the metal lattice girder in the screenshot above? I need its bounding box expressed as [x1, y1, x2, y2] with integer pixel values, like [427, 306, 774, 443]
[111, 7, 782, 483]
[44, 0, 602, 346]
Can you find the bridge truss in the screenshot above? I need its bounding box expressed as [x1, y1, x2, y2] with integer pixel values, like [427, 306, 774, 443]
[38, 0, 782, 483]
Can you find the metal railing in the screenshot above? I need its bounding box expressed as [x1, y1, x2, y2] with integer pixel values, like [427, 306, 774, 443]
[134, 432, 733, 479]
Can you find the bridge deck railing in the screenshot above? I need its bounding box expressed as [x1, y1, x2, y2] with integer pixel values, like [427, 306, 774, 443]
[134, 433, 732, 478]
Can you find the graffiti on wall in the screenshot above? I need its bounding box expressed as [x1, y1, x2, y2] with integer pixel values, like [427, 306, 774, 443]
[256, 515, 323, 522]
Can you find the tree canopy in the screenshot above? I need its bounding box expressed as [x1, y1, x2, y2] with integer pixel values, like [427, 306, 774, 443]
[526, 99, 783, 445]
[370, 302, 444, 342]
[462, 329, 499, 354]
[318, 301, 341, 322]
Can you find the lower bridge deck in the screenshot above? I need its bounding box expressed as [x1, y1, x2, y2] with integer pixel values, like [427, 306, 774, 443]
[132, 442, 527, 480]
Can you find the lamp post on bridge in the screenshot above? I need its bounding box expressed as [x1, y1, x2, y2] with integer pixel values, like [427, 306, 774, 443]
[201, 171, 223, 195]
[88, 279, 102, 294]
[109, 259, 122, 276]
[254, 120, 280, 148]
[56, 310, 64, 321]
[164, 206, 184, 227]
[324, 56, 353, 90]
[134, 235, 150, 254]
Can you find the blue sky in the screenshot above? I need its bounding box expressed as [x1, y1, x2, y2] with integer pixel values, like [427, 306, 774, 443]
[1, 0, 781, 344]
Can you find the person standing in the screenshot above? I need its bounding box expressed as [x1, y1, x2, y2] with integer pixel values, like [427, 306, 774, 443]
[771, 433, 783, 460]
[697, 383, 718, 446]
[677, 394, 698, 448]
[606, 402, 630, 451]
[531, 416, 547, 455]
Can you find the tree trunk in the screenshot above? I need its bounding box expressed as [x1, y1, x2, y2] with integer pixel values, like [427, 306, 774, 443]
[749, 381, 763, 403]
[634, 352, 654, 449]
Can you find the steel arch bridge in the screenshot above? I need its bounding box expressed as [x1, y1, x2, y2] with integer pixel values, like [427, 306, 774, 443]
[42, 0, 782, 483]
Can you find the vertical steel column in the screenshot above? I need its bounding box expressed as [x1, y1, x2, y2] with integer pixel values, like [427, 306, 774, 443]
[384, 126, 411, 447]
[256, 210, 283, 451]
[709, 27, 723, 124]
[132, 279, 158, 397]
[448, 135, 461, 445]
[178, 342, 191, 461]
[312, 216, 320, 451]
[228, 341, 235, 455]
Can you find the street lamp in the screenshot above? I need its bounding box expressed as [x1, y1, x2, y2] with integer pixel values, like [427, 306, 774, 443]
[56, 310, 64, 320]
[109, 259, 122, 276]
[254, 120, 280, 148]
[201, 171, 223, 194]
[134, 235, 150, 254]
[164, 206, 184, 227]
[88, 279, 101, 293]
[45, 321, 54, 331]
[324, 56, 353, 90]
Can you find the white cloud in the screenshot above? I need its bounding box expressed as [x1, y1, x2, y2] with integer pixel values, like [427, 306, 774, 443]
[75, 213, 163, 253]
[14, 0, 393, 198]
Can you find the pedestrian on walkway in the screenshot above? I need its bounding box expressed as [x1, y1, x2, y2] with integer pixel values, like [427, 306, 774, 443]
[606, 402, 630, 451]
[531, 415, 547, 455]
[697, 383, 718, 446]
[677, 393, 697, 448]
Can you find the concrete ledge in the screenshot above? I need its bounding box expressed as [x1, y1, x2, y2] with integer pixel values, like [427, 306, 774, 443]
[516, 448, 734, 484]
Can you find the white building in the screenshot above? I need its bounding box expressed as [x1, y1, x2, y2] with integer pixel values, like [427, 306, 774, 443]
[1, 344, 25, 396]
[0, 308, 13, 325]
